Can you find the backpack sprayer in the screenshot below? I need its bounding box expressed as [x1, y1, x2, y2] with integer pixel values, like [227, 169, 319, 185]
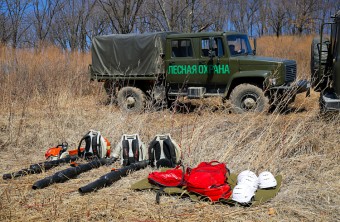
[32, 130, 115, 189]
[3, 132, 182, 195]
[77, 134, 181, 194]
[2, 130, 111, 180]
[3, 143, 80, 180]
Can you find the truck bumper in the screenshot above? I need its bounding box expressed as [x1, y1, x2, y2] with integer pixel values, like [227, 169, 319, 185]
[269, 79, 311, 104]
[270, 79, 310, 95]
[320, 91, 340, 111]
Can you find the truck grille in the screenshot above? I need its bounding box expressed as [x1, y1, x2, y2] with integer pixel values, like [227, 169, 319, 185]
[285, 63, 296, 83]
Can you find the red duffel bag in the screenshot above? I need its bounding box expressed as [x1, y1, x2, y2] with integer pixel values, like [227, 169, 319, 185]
[148, 165, 185, 187]
[185, 161, 231, 201]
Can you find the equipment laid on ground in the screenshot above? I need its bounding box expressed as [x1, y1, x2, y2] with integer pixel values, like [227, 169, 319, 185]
[44, 142, 69, 160]
[147, 161, 232, 202]
[231, 183, 255, 205]
[111, 134, 147, 166]
[45, 142, 85, 161]
[32, 158, 114, 189]
[148, 134, 181, 168]
[3, 130, 112, 181]
[148, 165, 185, 187]
[231, 170, 277, 205]
[185, 161, 232, 201]
[258, 171, 277, 189]
[132, 169, 282, 206]
[78, 130, 111, 159]
[237, 170, 257, 183]
[3, 155, 79, 180]
[79, 160, 149, 194]
[311, 10, 340, 111]
[237, 171, 259, 193]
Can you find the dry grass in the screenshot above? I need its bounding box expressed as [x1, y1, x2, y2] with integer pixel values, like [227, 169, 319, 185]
[0, 36, 339, 221]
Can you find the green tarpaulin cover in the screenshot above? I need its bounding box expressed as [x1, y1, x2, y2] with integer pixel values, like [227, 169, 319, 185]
[91, 32, 172, 79]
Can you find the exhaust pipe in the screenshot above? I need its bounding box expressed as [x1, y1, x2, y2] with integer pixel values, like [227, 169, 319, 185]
[79, 160, 149, 194]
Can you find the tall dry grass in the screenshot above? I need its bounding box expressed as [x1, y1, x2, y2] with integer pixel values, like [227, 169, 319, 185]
[0, 36, 339, 221]
[257, 35, 313, 80]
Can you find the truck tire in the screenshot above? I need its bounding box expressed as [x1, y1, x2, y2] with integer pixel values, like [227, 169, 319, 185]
[311, 37, 329, 91]
[117, 87, 146, 112]
[229, 84, 269, 113]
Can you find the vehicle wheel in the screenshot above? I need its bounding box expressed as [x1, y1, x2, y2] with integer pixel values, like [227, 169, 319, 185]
[311, 37, 329, 91]
[117, 86, 146, 112]
[229, 84, 269, 113]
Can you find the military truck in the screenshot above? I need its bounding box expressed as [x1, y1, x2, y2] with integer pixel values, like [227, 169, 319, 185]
[311, 10, 340, 112]
[90, 31, 309, 113]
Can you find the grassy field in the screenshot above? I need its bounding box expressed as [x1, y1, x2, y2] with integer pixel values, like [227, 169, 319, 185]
[0, 35, 339, 221]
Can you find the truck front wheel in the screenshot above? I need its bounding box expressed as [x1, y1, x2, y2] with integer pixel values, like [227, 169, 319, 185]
[117, 87, 146, 112]
[229, 84, 269, 113]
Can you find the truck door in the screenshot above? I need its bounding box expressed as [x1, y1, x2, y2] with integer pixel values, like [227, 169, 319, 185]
[165, 38, 201, 86]
[198, 37, 230, 92]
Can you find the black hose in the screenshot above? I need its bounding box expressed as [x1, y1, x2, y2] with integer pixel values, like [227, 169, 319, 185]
[32, 158, 109, 190]
[79, 160, 149, 194]
[3, 156, 79, 180]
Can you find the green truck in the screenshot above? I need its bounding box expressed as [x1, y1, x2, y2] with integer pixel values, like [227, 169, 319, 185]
[311, 10, 340, 112]
[90, 31, 309, 113]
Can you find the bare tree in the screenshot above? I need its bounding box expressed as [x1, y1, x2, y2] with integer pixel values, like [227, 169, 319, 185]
[210, 0, 231, 31]
[289, 0, 319, 35]
[0, 0, 11, 44]
[3, 0, 31, 48]
[267, 0, 287, 37]
[51, 0, 97, 51]
[230, 0, 259, 35]
[86, 3, 111, 37]
[98, 0, 145, 34]
[32, 0, 63, 46]
[0, 0, 338, 49]
[254, 0, 270, 36]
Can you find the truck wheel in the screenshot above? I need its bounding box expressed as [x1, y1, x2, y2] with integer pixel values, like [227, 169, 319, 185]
[117, 87, 146, 112]
[229, 84, 269, 113]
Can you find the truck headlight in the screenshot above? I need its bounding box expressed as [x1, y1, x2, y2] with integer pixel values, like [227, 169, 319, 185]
[269, 78, 277, 86]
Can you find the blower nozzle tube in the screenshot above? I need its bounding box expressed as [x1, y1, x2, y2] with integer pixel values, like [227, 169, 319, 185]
[78, 160, 149, 194]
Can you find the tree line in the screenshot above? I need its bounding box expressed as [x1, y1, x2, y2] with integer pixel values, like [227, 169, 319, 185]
[0, 0, 338, 51]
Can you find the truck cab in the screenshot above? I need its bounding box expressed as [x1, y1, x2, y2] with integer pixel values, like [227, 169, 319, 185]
[164, 32, 308, 112]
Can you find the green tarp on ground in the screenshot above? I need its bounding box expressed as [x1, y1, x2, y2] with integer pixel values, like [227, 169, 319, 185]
[131, 173, 282, 206]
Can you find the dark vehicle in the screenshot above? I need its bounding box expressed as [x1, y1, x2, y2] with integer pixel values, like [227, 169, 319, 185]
[90, 32, 309, 113]
[311, 10, 340, 112]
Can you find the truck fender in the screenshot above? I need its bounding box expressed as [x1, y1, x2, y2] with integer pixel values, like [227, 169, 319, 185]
[224, 70, 270, 98]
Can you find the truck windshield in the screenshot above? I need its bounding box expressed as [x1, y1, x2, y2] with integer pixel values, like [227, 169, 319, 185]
[227, 35, 253, 56]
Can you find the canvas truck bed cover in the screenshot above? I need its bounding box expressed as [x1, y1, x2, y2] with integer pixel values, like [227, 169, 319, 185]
[91, 32, 171, 80]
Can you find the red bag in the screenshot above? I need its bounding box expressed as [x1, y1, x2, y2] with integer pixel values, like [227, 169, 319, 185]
[148, 165, 184, 187]
[185, 161, 231, 201]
